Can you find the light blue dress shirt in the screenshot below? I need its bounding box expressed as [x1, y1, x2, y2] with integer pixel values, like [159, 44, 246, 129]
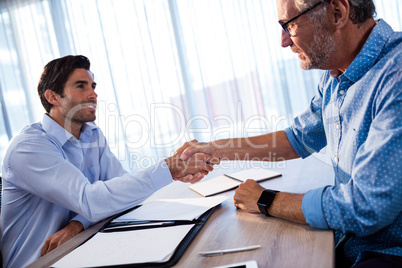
[1, 114, 173, 268]
[285, 19, 401, 264]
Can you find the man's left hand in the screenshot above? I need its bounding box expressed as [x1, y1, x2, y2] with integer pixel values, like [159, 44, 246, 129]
[234, 179, 265, 213]
[41, 220, 84, 256]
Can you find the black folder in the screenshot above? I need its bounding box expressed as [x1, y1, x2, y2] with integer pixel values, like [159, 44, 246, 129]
[53, 205, 217, 268]
[100, 206, 216, 267]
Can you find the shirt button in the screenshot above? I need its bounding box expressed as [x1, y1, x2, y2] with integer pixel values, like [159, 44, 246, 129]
[339, 90, 345, 95]
[336, 124, 341, 129]
[334, 157, 339, 163]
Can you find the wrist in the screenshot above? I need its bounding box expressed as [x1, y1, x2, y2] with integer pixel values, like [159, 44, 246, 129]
[69, 220, 84, 234]
[210, 139, 232, 160]
[165, 156, 180, 178]
[257, 189, 279, 217]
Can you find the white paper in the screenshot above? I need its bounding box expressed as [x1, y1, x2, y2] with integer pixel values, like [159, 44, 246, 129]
[190, 168, 281, 197]
[190, 175, 239, 197]
[112, 195, 228, 222]
[53, 224, 194, 267]
[228, 168, 281, 182]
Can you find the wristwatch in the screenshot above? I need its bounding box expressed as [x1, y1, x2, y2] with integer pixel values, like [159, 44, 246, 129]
[257, 189, 279, 216]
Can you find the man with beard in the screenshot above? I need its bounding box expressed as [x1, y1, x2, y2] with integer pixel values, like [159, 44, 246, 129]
[1, 55, 213, 267]
[180, 0, 401, 267]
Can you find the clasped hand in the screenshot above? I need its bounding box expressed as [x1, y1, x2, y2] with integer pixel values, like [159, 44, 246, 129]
[166, 140, 220, 184]
[175, 140, 264, 213]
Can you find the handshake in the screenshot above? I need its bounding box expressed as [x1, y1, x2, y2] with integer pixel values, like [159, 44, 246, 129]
[165, 140, 221, 184]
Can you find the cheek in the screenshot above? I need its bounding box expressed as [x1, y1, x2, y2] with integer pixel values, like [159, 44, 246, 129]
[292, 38, 307, 50]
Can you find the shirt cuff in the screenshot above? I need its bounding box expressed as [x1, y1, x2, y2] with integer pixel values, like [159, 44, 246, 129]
[302, 186, 330, 229]
[71, 214, 95, 230]
[149, 160, 174, 190]
[284, 127, 311, 159]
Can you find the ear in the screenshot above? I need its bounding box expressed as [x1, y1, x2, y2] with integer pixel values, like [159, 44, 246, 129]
[44, 90, 60, 106]
[328, 0, 350, 28]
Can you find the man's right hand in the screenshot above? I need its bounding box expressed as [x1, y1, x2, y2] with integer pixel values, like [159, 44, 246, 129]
[179, 141, 223, 163]
[165, 140, 219, 184]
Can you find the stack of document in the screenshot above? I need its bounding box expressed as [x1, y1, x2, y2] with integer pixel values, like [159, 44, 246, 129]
[53, 196, 228, 267]
[190, 168, 281, 197]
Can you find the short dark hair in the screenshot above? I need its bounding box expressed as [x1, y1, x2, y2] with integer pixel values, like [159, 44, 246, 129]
[37, 55, 91, 113]
[298, 0, 376, 25]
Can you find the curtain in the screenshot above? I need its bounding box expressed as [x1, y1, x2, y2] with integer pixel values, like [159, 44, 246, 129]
[0, 0, 401, 172]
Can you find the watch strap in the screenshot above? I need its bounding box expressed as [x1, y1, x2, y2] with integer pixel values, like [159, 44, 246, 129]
[257, 189, 279, 216]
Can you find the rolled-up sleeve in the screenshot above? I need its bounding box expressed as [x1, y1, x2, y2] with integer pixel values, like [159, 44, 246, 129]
[302, 186, 331, 229]
[285, 83, 327, 158]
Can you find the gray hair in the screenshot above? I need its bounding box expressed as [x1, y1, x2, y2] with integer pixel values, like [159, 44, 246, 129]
[295, 0, 376, 25]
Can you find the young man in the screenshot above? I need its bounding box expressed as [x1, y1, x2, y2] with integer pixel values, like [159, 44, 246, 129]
[1, 55, 212, 267]
[180, 0, 401, 267]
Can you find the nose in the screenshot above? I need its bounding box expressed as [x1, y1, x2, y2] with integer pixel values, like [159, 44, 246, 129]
[281, 30, 293, 48]
[89, 89, 98, 101]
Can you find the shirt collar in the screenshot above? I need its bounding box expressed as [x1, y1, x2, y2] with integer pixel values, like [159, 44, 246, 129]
[41, 114, 98, 146]
[342, 19, 394, 83]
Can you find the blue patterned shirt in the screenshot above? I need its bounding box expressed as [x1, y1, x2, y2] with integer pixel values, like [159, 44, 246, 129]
[1, 114, 173, 268]
[285, 19, 401, 264]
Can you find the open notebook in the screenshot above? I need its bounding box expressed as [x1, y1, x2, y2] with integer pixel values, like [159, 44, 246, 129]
[190, 168, 281, 197]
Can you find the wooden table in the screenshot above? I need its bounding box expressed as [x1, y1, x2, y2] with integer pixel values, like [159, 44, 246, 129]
[29, 154, 335, 268]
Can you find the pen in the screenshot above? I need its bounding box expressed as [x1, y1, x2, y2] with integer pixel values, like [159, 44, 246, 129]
[199, 245, 262, 257]
[223, 174, 243, 182]
[102, 221, 176, 232]
[102, 220, 195, 232]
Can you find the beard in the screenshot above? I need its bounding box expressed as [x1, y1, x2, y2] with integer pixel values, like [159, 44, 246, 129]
[63, 101, 97, 126]
[298, 23, 336, 70]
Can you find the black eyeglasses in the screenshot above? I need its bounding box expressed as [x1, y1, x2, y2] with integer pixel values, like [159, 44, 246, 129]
[279, 1, 324, 37]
